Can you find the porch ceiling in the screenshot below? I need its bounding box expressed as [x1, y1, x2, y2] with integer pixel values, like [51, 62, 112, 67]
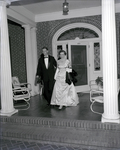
[10, 0, 120, 15]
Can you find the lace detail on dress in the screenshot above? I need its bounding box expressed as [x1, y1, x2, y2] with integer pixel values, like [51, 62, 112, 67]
[57, 59, 70, 69]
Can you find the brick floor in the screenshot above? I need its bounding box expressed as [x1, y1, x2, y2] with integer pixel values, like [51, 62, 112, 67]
[12, 94, 103, 121]
[0, 138, 119, 150]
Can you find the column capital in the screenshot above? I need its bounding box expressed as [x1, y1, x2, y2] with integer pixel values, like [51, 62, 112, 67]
[22, 24, 31, 30]
[5, 0, 11, 5]
[31, 27, 37, 31]
[0, 0, 18, 7]
[0, 0, 10, 6]
[22, 24, 36, 30]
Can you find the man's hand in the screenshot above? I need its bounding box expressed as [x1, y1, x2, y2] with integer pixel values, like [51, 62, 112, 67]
[36, 76, 42, 84]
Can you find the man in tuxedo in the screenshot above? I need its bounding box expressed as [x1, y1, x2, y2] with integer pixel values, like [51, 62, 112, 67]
[36, 47, 57, 105]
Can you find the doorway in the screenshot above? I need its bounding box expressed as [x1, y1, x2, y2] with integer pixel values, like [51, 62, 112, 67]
[52, 23, 102, 92]
[68, 42, 89, 92]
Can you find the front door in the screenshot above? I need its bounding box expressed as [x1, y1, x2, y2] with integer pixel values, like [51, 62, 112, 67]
[68, 43, 89, 92]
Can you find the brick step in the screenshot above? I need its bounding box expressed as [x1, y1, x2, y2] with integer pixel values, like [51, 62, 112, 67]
[1, 122, 120, 149]
[1, 116, 120, 131]
[1, 116, 120, 149]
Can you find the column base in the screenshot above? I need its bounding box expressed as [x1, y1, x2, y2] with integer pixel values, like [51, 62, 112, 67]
[0, 109, 18, 117]
[101, 115, 120, 124]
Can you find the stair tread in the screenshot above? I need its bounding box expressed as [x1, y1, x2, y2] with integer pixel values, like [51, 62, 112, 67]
[1, 123, 120, 142]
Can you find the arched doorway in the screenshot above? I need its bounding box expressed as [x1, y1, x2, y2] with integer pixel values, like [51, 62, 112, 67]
[52, 23, 102, 92]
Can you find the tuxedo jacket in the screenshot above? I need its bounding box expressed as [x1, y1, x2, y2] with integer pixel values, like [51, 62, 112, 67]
[36, 55, 57, 82]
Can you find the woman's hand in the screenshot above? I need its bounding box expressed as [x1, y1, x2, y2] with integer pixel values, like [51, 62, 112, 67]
[66, 68, 72, 73]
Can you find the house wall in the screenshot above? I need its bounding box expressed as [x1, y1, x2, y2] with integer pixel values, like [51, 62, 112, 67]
[7, 13, 120, 84]
[8, 20, 27, 83]
[36, 13, 120, 76]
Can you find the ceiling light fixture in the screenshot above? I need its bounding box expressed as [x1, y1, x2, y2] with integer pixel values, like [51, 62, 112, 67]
[63, 0, 69, 15]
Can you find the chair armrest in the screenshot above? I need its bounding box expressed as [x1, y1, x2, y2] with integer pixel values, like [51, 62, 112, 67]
[90, 89, 103, 93]
[92, 95, 104, 103]
[89, 80, 99, 90]
[89, 80, 97, 85]
[19, 83, 31, 90]
[20, 83, 31, 85]
[19, 83, 31, 87]
[13, 87, 22, 90]
[13, 88, 29, 92]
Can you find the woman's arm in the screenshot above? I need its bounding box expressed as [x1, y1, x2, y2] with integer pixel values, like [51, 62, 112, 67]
[68, 60, 72, 68]
[66, 60, 72, 72]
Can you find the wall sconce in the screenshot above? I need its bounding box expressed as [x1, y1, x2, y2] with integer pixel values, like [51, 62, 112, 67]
[63, 0, 69, 15]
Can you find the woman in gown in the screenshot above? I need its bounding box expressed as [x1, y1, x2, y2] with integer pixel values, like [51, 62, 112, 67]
[50, 50, 79, 109]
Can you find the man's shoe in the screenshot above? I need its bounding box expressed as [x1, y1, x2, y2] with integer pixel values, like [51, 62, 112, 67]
[47, 103, 52, 106]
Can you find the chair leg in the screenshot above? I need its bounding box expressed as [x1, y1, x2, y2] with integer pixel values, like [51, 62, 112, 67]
[25, 101, 30, 110]
[90, 101, 102, 115]
[22, 98, 30, 110]
[14, 98, 30, 110]
[90, 91, 93, 102]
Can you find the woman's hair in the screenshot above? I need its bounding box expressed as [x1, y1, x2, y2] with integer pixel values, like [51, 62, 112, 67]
[59, 50, 67, 55]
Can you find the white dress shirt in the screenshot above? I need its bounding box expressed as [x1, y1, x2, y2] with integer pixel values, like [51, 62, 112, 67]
[44, 56, 48, 69]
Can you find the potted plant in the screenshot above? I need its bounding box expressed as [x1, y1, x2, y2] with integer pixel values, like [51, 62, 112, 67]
[95, 76, 103, 90]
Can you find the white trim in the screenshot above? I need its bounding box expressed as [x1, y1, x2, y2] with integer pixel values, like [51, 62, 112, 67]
[52, 23, 102, 90]
[68, 42, 90, 93]
[7, 7, 36, 27]
[52, 23, 102, 59]
[10, 6, 35, 22]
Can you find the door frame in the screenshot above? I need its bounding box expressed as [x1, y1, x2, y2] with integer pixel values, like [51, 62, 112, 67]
[52, 23, 102, 92]
[68, 39, 90, 92]
[52, 23, 102, 60]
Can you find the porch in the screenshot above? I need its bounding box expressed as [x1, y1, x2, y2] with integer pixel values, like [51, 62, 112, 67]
[1, 92, 120, 149]
[12, 93, 102, 121]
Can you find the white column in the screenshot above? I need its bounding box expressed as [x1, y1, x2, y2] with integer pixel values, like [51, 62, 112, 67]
[22, 25, 34, 96]
[0, 0, 18, 116]
[101, 0, 120, 123]
[31, 27, 39, 95]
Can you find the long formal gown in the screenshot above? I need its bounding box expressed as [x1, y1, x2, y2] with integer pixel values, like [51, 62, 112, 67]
[51, 59, 79, 106]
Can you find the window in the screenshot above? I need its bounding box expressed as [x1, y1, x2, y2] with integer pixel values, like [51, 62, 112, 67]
[94, 42, 100, 71]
